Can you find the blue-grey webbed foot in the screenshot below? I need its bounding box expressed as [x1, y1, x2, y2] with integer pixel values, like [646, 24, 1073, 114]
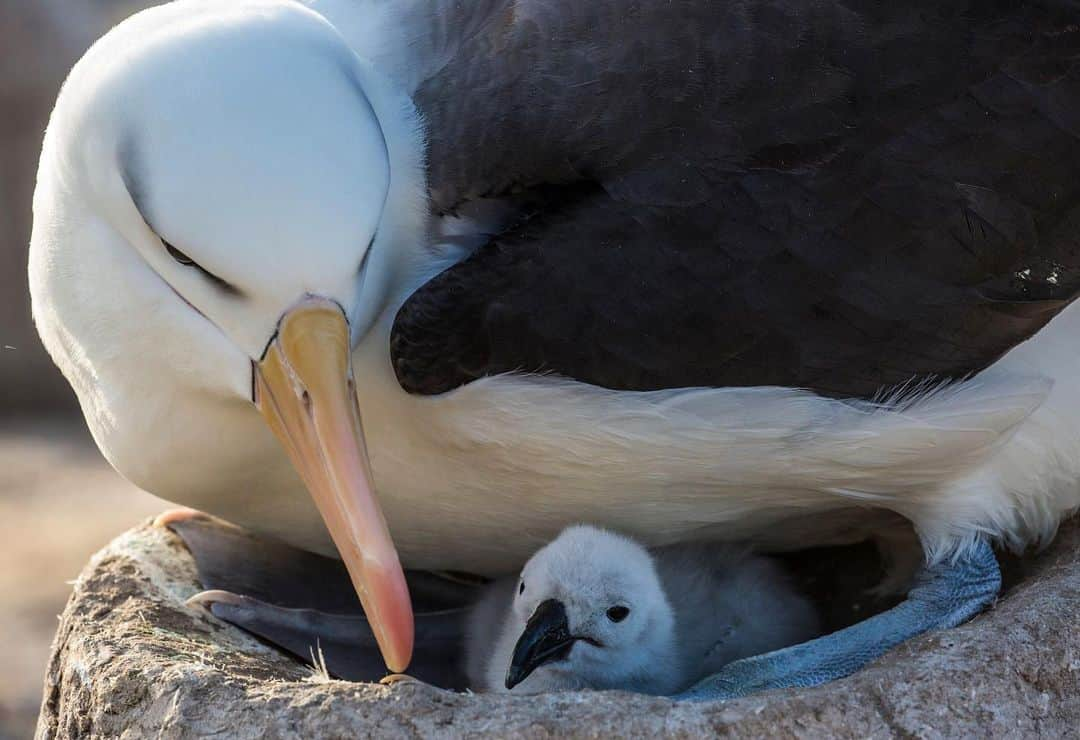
[676, 539, 1001, 701]
[187, 589, 469, 688]
[163, 512, 477, 688]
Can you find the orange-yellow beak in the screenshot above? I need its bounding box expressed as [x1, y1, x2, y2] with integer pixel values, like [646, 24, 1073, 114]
[254, 296, 413, 672]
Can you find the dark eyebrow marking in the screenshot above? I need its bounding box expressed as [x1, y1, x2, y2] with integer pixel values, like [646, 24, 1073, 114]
[119, 134, 242, 297]
[163, 237, 243, 297]
[201, 267, 243, 296]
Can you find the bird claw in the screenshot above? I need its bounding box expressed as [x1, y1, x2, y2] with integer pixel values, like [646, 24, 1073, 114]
[185, 589, 251, 610]
[153, 507, 209, 528]
[677, 654, 786, 701]
[380, 673, 426, 687]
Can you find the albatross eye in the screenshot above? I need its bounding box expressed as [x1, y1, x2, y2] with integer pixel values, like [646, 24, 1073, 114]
[164, 240, 195, 266]
[606, 605, 630, 623]
[160, 238, 240, 295]
[518, 581, 525, 595]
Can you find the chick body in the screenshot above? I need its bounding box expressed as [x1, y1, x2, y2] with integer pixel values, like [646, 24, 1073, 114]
[466, 525, 820, 694]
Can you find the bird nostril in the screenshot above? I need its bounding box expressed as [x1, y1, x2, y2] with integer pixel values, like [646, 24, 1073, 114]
[301, 389, 312, 413]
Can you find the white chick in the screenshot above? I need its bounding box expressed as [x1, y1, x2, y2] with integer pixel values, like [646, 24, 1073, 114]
[465, 524, 819, 695]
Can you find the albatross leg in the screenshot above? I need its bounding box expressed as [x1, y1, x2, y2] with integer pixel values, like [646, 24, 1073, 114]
[676, 539, 1001, 701]
[160, 511, 475, 688]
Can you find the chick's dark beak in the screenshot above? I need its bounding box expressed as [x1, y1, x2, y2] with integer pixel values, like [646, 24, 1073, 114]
[506, 599, 576, 690]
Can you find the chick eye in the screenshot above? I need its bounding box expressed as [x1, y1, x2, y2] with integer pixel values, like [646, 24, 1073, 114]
[606, 606, 630, 623]
[164, 240, 195, 266]
[518, 581, 525, 595]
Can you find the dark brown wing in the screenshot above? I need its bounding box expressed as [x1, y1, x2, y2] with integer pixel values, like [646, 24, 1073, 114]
[393, 0, 1080, 397]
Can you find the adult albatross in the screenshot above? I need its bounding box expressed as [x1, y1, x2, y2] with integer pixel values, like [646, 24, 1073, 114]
[29, 0, 1080, 697]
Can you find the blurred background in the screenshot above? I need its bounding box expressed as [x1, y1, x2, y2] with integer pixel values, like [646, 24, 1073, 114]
[1, 2, 162, 737]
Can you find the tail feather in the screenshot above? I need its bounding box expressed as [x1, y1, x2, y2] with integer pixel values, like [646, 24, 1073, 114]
[801, 377, 1051, 495]
[446, 371, 1050, 558]
[459, 373, 1050, 500]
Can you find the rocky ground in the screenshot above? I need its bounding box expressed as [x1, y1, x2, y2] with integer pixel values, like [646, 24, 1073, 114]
[0, 420, 161, 740]
[37, 509, 1080, 737]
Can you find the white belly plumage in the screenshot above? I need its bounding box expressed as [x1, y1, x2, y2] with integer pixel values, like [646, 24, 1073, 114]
[177, 299, 1080, 577]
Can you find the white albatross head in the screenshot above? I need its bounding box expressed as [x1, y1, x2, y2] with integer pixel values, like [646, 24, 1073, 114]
[28, 0, 430, 672]
[504, 525, 679, 693]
